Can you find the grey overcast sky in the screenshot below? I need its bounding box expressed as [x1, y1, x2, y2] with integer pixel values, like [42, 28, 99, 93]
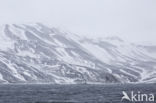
[0, 0, 156, 44]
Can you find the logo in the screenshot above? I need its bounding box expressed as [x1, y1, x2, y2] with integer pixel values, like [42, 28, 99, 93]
[121, 91, 155, 102]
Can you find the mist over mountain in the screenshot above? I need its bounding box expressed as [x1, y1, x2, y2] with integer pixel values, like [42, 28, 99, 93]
[0, 23, 156, 84]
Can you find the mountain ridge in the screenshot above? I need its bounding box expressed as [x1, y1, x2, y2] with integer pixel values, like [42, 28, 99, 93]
[0, 23, 156, 84]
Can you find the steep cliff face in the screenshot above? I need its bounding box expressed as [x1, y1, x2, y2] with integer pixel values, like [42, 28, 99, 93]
[0, 23, 156, 83]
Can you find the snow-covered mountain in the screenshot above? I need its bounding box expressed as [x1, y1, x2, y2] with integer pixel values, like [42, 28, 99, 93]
[0, 23, 156, 84]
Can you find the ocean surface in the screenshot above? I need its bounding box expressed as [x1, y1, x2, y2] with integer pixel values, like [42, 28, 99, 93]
[0, 83, 155, 103]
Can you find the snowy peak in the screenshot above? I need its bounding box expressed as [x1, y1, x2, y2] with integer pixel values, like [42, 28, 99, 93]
[0, 23, 156, 84]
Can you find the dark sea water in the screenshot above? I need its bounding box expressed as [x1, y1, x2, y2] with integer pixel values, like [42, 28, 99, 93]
[0, 83, 155, 103]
